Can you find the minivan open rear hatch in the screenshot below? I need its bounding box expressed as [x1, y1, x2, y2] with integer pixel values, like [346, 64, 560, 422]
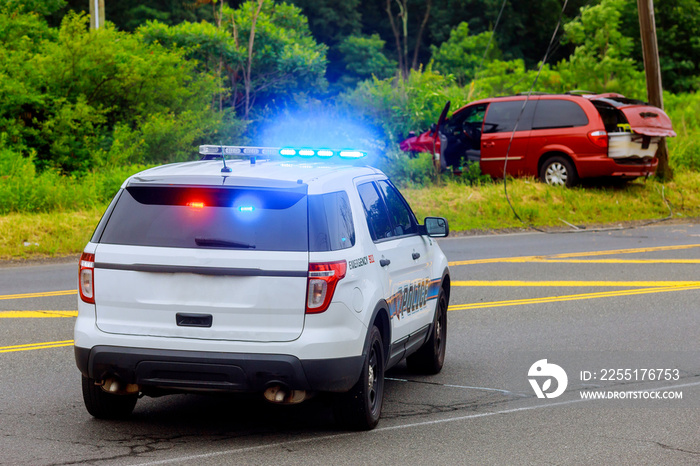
[589, 94, 676, 161]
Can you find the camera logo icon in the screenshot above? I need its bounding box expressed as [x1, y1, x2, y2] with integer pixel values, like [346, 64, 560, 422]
[528, 359, 568, 399]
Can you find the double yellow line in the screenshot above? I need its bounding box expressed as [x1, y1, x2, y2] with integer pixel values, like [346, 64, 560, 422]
[448, 243, 700, 266]
[0, 289, 76, 301]
[448, 284, 700, 311]
[0, 340, 74, 353]
[0, 289, 78, 318]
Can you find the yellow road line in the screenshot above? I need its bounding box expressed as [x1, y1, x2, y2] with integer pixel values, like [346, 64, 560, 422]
[530, 259, 700, 264]
[0, 290, 77, 301]
[452, 280, 700, 287]
[448, 285, 700, 311]
[448, 243, 700, 266]
[0, 310, 78, 318]
[547, 244, 700, 258]
[0, 340, 74, 353]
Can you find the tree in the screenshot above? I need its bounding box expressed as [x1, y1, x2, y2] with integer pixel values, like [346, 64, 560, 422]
[384, 0, 432, 79]
[50, 0, 216, 30]
[0, 11, 223, 173]
[338, 34, 396, 87]
[221, 1, 328, 118]
[620, 0, 700, 93]
[558, 0, 645, 98]
[289, 0, 362, 83]
[431, 22, 500, 85]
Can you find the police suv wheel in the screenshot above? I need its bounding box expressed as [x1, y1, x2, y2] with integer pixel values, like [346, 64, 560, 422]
[407, 287, 447, 375]
[81, 375, 138, 420]
[334, 326, 385, 430]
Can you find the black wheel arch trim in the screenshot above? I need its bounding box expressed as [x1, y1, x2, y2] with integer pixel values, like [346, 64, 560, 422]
[365, 300, 391, 366]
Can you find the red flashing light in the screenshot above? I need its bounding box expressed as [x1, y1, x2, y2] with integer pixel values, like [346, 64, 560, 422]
[187, 201, 205, 208]
[306, 260, 347, 314]
[79, 252, 95, 304]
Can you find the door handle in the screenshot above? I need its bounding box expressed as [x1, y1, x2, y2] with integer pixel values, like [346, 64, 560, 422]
[412, 252, 421, 260]
[380, 259, 391, 267]
[483, 141, 496, 147]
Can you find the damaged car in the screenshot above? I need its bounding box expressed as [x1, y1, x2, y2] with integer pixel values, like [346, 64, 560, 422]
[400, 93, 676, 186]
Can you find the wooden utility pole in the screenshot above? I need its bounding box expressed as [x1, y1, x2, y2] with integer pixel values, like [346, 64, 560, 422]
[637, 0, 672, 180]
[89, 0, 105, 30]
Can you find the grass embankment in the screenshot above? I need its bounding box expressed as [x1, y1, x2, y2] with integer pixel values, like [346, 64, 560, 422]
[404, 171, 700, 232]
[2, 172, 700, 261]
[0, 208, 105, 261]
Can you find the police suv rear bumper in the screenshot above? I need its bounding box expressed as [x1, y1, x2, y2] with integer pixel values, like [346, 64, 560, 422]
[75, 345, 363, 393]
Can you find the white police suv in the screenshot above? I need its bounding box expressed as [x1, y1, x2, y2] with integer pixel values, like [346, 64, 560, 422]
[75, 146, 450, 430]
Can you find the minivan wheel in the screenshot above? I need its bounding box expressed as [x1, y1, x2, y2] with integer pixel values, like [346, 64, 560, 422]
[407, 288, 447, 375]
[540, 156, 577, 187]
[334, 326, 385, 430]
[81, 375, 138, 419]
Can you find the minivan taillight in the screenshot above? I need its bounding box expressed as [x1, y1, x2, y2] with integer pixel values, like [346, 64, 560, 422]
[588, 130, 608, 148]
[79, 252, 95, 304]
[306, 260, 347, 314]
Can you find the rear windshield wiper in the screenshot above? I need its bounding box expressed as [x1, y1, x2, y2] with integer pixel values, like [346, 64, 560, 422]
[195, 237, 256, 249]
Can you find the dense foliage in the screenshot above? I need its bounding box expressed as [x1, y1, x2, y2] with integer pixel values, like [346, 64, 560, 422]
[1, 0, 700, 213]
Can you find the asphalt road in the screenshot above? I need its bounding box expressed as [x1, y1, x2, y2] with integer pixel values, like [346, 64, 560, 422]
[1, 222, 699, 465]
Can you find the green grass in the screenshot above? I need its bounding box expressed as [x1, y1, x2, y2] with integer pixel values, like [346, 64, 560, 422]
[2, 173, 700, 261]
[403, 171, 700, 232]
[0, 208, 105, 260]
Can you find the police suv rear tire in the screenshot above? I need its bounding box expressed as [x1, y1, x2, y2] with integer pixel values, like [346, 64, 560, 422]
[407, 287, 447, 375]
[81, 375, 138, 419]
[334, 326, 385, 430]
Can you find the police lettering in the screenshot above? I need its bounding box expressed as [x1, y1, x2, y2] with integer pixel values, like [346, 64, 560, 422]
[395, 278, 429, 319]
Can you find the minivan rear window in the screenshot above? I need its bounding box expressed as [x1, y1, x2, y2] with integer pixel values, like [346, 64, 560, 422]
[532, 99, 589, 129]
[98, 186, 308, 251]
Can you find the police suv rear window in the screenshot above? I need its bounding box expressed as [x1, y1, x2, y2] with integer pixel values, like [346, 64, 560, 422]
[98, 186, 308, 252]
[308, 191, 355, 252]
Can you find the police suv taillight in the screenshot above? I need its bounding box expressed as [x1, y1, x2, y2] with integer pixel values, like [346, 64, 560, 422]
[306, 260, 347, 314]
[79, 252, 95, 304]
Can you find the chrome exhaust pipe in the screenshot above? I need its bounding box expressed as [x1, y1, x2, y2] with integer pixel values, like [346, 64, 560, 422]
[101, 378, 139, 395]
[263, 384, 307, 404]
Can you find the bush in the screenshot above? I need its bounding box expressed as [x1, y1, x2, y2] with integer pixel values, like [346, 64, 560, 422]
[376, 151, 436, 187]
[0, 143, 147, 214]
[0, 11, 224, 174]
[665, 92, 700, 171]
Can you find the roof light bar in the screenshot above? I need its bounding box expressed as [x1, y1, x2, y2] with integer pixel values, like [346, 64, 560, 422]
[199, 145, 367, 160]
[339, 150, 366, 158]
[200, 145, 280, 157]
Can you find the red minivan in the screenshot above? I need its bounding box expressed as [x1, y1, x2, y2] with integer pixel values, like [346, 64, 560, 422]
[400, 93, 676, 186]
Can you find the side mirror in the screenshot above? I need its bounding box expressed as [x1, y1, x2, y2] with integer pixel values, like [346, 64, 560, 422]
[423, 217, 449, 237]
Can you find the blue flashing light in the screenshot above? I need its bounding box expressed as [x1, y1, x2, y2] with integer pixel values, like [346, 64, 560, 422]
[239, 206, 255, 212]
[316, 149, 334, 157]
[280, 148, 296, 156]
[339, 150, 366, 159]
[298, 149, 315, 157]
